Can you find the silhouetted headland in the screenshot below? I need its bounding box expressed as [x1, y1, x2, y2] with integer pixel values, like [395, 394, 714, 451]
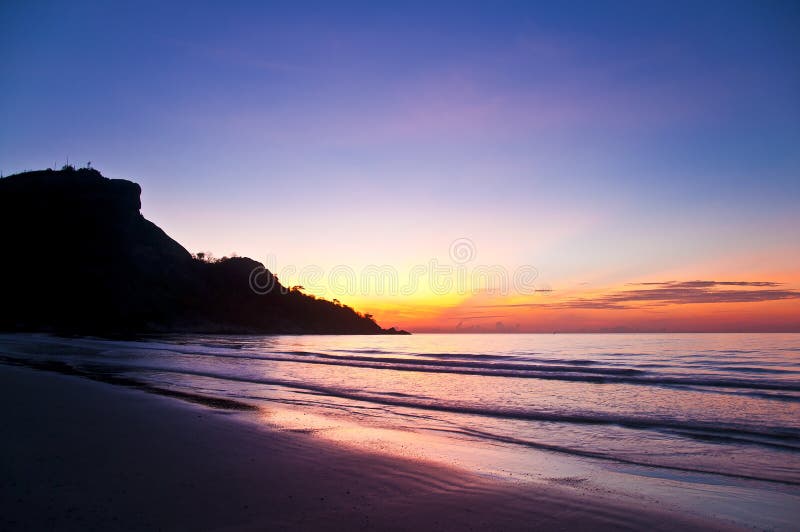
[0, 167, 408, 335]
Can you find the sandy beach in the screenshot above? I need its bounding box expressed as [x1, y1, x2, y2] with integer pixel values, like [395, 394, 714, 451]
[0, 364, 735, 531]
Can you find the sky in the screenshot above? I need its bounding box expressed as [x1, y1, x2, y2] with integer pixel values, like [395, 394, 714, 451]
[2, 0, 799, 332]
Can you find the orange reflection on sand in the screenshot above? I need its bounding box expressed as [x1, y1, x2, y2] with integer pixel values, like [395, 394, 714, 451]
[259, 405, 585, 484]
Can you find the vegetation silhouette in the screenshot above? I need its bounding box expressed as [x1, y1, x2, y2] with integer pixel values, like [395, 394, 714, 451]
[0, 167, 408, 335]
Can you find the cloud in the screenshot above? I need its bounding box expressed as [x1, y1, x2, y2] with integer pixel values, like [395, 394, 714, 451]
[629, 280, 781, 288]
[478, 280, 800, 311]
[447, 314, 508, 321]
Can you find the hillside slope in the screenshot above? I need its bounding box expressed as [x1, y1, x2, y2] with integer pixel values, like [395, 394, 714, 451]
[0, 167, 405, 335]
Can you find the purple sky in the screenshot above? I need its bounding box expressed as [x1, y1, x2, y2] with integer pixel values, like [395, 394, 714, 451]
[2, 1, 799, 330]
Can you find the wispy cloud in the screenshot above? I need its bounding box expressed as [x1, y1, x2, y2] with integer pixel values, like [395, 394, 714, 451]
[629, 281, 781, 288]
[447, 314, 508, 321]
[478, 280, 800, 311]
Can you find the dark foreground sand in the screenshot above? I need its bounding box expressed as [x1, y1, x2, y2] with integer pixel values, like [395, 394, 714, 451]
[0, 365, 733, 531]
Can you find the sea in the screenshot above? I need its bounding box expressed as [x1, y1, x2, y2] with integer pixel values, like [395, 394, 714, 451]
[2, 332, 799, 528]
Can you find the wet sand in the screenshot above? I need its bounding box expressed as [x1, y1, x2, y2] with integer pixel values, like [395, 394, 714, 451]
[0, 365, 734, 531]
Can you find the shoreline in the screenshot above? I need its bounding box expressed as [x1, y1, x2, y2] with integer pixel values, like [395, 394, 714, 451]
[0, 364, 734, 531]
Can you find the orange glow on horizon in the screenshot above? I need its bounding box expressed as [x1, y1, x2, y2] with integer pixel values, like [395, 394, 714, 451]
[349, 281, 800, 333]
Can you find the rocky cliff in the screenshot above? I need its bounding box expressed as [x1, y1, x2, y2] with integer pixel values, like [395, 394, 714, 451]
[0, 167, 406, 335]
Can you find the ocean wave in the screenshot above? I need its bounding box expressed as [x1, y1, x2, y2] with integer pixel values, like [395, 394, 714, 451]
[167, 348, 800, 394]
[11, 337, 798, 396]
[61, 359, 800, 452]
[281, 350, 646, 375]
[438, 426, 800, 486]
